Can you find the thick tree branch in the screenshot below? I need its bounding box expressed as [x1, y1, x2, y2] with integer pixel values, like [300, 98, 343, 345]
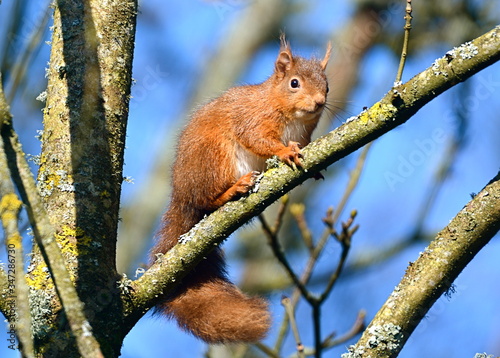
[123, 26, 500, 324]
[343, 170, 500, 357]
[1, 72, 104, 357]
[0, 148, 34, 356]
[2, 0, 137, 354]
[18, 0, 137, 356]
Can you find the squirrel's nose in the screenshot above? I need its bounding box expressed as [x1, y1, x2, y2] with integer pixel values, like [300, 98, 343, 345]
[314, 94, 326, 109]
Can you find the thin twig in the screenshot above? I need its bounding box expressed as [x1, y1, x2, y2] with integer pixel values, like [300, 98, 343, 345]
[332, 143, 372, 225]
[268, 205, 359, 357]
[282, 296, 306, 358]
[318, 211, 357, 303]
[288, 142, 370, 306]
[7, 4, 51, 102]
[288, 310, 366, 357]
[290, 203, 314, 252]
[324, 310, 366, 348]
[411, 80, 470, 241]
[273, 194, 290, 233]
[312, 304, 321, 358]
[395, 0, 413, 83]
[294, 142, 370, 300]
[259, 214, 313, 301]
[254, 342, 280, 358]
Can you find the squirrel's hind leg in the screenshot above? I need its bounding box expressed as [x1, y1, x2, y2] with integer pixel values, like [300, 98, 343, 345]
[211, 171, 260, 208]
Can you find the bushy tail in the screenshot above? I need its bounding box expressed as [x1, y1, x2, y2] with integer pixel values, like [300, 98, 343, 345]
[151, 204, 270, 343]
[158, 273, 270, 343]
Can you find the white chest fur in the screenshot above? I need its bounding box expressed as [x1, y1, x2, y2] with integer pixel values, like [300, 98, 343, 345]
[234, 144, 267, 178]
[234, 119, 312, 179]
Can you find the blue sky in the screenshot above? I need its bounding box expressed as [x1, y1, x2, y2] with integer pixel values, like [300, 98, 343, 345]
[1, 1, 500, 357]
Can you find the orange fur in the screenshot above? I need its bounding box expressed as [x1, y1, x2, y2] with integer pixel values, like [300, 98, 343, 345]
[150, 35, 331, 343]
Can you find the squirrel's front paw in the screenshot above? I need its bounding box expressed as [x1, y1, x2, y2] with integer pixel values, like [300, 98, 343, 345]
[277, 141, 303, 168]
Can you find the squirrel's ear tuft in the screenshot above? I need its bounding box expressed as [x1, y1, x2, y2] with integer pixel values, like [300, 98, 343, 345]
[275, 34, 293, 76]
[279, 33, 289, 51]
[321, 42, 332, 70]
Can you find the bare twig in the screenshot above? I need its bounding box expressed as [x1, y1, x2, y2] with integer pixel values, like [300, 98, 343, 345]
[324, 310, 366, 348]
[272, 142, 385, 355]
[332, 143, 372, 225]
[395, 0, 413, 83]
[254, 342, 280, 358]
[290, 142, 370, 306]
[265, 203, 359, 358]
[259, 214, 313, 302]
[282, 296, 305, 358]
[273, 194, 290, 234]
[290, 310, 366, 358]
[6, 3, 51, 102]
[319, 211, 357, 303]
[290, 203, 314, 252]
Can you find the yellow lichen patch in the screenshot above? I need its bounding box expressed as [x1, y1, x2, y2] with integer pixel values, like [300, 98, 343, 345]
[5, 232, 22, 249]
[42, 172, 74, 188]
[0, 193, 22, 222]
[360, 102, 397, 124]
[99, 190, 111, 198]
[26, 260, 54, 290]
[55, 225, 93, 256]
[358, 107, 372, 125]
[44, 173, 62, 187]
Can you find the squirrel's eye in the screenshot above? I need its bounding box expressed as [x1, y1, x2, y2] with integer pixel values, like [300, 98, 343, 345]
[326, 85, 329, 93]
[290, 78, 300, 88]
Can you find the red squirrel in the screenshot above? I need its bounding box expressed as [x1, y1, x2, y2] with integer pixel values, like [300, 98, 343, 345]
[151, 35, 331, 344]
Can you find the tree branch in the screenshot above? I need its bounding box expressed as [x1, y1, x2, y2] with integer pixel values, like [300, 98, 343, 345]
[343, 170, 500, 358]
[1, 70, 105, 357]
[0, 151, 34, 356]
[124, 26, 500, 326]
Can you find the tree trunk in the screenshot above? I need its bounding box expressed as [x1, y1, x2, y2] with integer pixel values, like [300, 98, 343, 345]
[30, 1, 137, 356]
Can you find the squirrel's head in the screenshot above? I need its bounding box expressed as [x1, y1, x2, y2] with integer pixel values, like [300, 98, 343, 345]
[272, 35, 331, 122]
